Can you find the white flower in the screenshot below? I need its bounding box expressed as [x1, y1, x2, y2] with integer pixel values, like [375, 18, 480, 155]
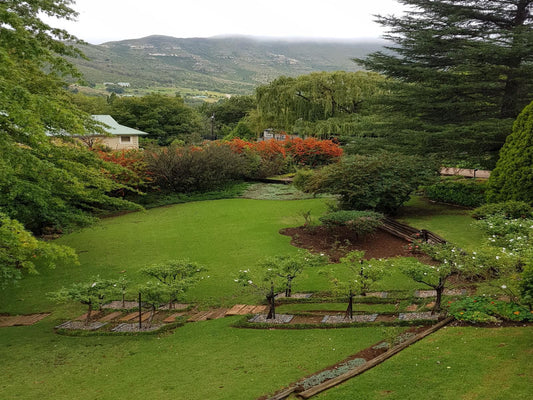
[496, 256, 500, 260]
[501, 285, 507, 289]
[247, 280, 253, 285]
[234, 279, 238, 282]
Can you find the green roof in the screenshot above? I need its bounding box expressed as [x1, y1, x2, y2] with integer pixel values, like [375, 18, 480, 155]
[91, 115, 148, 136]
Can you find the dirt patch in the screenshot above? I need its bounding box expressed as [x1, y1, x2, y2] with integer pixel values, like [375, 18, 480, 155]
[279, 226, 434, 262]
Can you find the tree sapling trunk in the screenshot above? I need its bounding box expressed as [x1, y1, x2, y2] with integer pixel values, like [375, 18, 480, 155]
[345, 290, 354, 320]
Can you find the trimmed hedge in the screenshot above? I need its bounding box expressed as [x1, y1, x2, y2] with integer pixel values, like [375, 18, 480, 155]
[471, 201, 533, 219]
[423, 179, 487, 207]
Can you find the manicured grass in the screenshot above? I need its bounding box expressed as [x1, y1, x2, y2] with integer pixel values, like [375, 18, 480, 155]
[0, 317, 386, 400]
[398, 195, 485, 250]
[1, 197, 530, 400]
[0, 198, 328, 314]
[313, 326, 532, 400]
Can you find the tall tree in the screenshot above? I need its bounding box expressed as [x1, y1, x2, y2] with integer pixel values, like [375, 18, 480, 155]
[254, 71, 387, 137]
[358, 0, 533, 121]
[356, 0, 533, 165]
[488, 100, 533, 204]
[0, 0, 99, 141]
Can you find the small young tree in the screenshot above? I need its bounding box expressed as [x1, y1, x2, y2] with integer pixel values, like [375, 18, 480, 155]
[116, 275, 129, 308]
[235, 268, 285, 319]
[235, 251, 324, 318]
[137, 282, 171, 328]
[140, 259, 206, 309]
[49, 277, 117, 325]
[398, 243, 500, 314]
[323, 251, 389, 319]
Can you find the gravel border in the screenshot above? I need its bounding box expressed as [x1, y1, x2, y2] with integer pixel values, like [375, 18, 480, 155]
[55, 321, 107, 330]
[321, 314, 378, 324]
[398, 312, 440, 321]
[248, 314, 294, 324]
[111, 323, 163, 332]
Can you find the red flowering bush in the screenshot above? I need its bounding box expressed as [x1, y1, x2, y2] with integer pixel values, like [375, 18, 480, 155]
[225, 137, 342, 177]
[94, 149, 152, 191]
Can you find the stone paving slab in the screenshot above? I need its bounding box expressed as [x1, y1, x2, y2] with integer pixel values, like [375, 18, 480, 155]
[248, 314, 294, 324]
[398, 312, 440, 321]
[321, 314, 378, 324]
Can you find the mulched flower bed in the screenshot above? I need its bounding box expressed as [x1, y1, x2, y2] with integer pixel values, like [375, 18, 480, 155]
[279, 226, 435, 263]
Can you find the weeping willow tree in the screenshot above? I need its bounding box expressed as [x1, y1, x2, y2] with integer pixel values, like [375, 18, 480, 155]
[253, 71, 387, 137]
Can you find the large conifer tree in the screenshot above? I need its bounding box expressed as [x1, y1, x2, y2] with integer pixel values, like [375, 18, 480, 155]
[356, 1, 533, 164]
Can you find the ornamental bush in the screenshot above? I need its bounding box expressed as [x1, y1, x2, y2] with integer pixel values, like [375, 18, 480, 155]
[423, 179, 487, 207]
[145, 143, 249, 192]
[319, 210, 384, 237]
[299, 152, 439, 214]
[472, 201, 533, 220]
[487, 101, 533, 205]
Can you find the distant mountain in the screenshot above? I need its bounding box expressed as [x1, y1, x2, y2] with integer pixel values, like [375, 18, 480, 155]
[73, 35, 385, 95]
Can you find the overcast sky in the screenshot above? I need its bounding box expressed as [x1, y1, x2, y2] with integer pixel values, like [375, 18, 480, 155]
[45, 0, 406, 44]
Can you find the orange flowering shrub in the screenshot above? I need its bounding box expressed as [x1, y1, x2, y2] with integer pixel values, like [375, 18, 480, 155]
[225, 137, 342, 167]
[95, 149, 151, 190]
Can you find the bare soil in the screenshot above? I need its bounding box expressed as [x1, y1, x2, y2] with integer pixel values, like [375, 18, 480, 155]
[279, 226, 435, 263]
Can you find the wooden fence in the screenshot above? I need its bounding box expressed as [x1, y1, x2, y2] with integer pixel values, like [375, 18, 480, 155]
[380, 217, 447, 244]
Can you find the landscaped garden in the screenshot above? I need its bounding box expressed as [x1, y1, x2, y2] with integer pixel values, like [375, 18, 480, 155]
[1, 189, 531, 399]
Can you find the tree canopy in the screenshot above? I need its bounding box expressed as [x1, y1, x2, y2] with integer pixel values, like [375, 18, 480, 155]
[254, 71, 387, 137]
[355, 0, 533, 166]
[488, 100, 533, 204]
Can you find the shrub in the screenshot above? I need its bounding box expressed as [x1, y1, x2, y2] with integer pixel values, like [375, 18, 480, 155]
[487, 100, 533, 205]
[299, 152, 439, 214]
[293, 169, 315, 192]
[423, 179, 487, 207]
[145, 143, 249, 192]
[472, 201, 533, 219]
[447, 296, 533, 323]
[319, 210, 384, 237]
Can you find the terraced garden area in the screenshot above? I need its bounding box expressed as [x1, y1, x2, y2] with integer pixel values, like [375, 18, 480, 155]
[0, 191, 531, 399]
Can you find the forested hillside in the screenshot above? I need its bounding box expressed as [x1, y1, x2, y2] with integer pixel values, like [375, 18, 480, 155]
[72, 35, 384, 94]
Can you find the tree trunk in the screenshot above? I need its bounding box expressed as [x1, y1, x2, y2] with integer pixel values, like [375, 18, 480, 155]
[432, 279, 445, 315]
[266, 288, 276, 320]
[121, 293, 126, 308]
[85, 302, 92, 326]
[345, 291, 354, 320]
[286, 277, 293, 297]
[146, 305, 155, 328]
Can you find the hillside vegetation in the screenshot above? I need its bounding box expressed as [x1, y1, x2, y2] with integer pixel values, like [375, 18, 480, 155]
[72, 35, 384, 95]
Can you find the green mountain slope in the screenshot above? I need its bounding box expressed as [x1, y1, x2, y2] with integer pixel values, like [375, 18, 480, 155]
[73, 35, 385, 94]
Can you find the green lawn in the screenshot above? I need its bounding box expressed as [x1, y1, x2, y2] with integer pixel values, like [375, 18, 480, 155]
[0, 197, 530, 400]
[313, 326, 532, 400]
[398, 196, 485, 250]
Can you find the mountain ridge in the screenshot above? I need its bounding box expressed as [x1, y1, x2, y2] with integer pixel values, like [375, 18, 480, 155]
[73, 35, 386, 95]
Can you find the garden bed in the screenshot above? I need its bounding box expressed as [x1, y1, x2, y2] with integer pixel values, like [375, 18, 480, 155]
[279, 225, 434, 262]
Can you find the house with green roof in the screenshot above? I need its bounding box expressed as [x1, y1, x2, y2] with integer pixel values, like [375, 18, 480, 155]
[87, 115, 148, 150]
